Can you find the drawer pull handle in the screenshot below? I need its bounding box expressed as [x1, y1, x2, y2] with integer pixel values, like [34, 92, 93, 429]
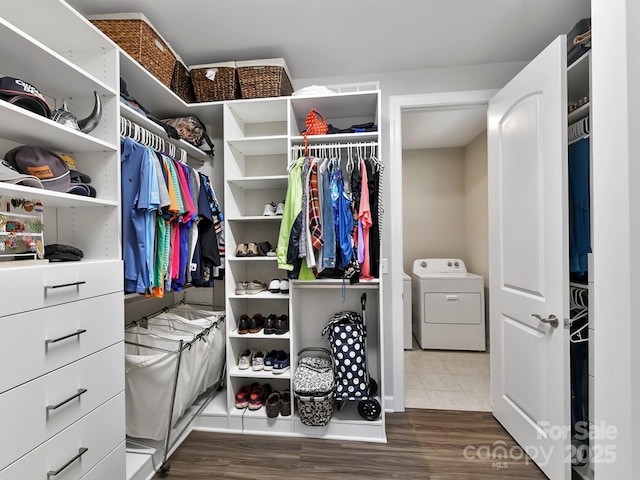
[446, 295, 459, 301]
[45, 329, 87, 345]
[44, 281, 86, 292]
[47, 447, 88, 478]
[47, 388, 88, 411]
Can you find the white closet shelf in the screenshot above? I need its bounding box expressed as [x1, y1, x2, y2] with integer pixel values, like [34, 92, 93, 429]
[0, 20, 116, 99]
[0, 183, 118, 208]
[226, 137, 288, 156]
[0, 104, 118, 153]
[228, 291, 288, 300]
[118, 53, 222, 126]
[291, 279, 380, 288]
[227, 175, 288, 190]
[228, 408, 293, 420]
[225, 98, 288, 123]
[120, 104, 209, 160]
[226, 216, 283, 222]
[228, 367, 292, 380]
[2, 3, 117, 76]
[568, 103, 590, 124]
[290, 91, 379, 121]
[228, 257, 279, 263]
[290, 132, 378, 145]
[229, 330, 290, 339]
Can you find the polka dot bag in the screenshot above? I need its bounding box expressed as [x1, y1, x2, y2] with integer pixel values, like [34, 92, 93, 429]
[321, 311, 370, 401]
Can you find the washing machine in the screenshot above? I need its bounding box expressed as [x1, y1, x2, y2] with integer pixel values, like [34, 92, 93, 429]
[411, 258, 486, 351]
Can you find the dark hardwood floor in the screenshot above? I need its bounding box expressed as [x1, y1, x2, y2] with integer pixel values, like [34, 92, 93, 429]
[153, 409, 548, 480]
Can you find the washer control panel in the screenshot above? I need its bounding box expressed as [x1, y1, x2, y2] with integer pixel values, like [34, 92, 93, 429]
[413, 258, 468, 274]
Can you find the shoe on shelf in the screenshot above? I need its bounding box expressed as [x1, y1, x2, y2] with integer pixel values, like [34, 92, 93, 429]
[266, 391, 281, 418]
[279, 278, 290, 294]
[268, 278, 281, 293]
[262, 202, 277, 216]
[264, 349, 278, 371]
[237, 314, 250, 334]
[266, 249, 277, 257]
[280, 390, 291, 417]
[246, 242, 259, 256]
[264, 314, 277, 335]
[235, 384, 254, 409]
[248, 383, 271, 411]
[274, 314, 289, 335]
[257, 241, 273, 256]
[249, 313, 264, 333]
[252, 350, 265, 371]
[235, 281, 249, 295]
[238, 349, 253, 370]
[273, 350, 290, 374]
[246, 280, 267, 295]
[235, 243, 248, 257]
[275, 200, 285, 215]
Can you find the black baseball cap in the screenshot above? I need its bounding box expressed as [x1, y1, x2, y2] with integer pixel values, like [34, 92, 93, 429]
[0, 77, 51, 118]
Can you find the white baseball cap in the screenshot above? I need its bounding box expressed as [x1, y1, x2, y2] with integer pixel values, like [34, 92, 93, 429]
[0, 159, 43, 188]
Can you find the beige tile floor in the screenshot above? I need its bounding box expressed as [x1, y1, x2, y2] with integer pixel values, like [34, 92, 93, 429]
[404, 337, 491, 411]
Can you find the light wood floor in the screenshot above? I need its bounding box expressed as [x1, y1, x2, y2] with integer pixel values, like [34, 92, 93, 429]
[153, 409, 547, 480]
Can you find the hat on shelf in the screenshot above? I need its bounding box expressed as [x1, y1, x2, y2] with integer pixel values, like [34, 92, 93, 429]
[4, 146, 93, 196]
[0, 77, 51, 118]
[0, 159, 44, 188]
[44, 243, 84, 262]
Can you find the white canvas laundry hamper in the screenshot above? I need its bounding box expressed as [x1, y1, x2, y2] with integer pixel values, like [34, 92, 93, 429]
[125, 306, 225, 441]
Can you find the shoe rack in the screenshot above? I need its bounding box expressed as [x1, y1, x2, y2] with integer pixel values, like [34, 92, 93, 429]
[220, 91, 386, 443]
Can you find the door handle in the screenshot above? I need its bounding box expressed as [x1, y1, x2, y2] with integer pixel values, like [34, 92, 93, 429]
[532, 314, 559, 328]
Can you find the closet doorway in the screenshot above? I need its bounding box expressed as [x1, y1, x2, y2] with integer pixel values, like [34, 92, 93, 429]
[390, 91, 496, 412]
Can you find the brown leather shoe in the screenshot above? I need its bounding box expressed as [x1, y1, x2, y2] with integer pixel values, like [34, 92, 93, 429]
[266, 391, 281, 418]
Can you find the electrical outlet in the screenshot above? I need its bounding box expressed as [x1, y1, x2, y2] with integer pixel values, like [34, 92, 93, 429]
[381, 258, 388, 274]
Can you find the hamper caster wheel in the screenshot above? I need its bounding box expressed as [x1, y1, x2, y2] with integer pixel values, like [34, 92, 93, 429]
[358, 399, 381, 421]
[158, 462, 171, 477]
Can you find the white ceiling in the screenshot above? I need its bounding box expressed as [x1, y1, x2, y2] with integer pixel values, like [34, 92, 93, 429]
[65, 0, 590, 150]
[402, 106, 488, 150]
[67, 0, 590, 80]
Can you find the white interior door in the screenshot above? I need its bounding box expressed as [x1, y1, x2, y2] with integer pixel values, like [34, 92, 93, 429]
[488, 36, 570, 480]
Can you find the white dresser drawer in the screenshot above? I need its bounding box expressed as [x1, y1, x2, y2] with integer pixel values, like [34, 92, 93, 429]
[0, 260, 122, 318]
[0, 293, 123, 393]
[0, 343, 124, 468]
[0, 392, 124, 480]
[81, 441, 125, 480]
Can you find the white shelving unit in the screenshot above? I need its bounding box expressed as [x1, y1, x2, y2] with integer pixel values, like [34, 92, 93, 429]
[221, 91, 386, 442]
[0, 2, 125, 479]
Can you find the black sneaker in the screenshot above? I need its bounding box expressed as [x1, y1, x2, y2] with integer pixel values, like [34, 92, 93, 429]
[274, 314, 289, 335]
[264, 314, 277, 334]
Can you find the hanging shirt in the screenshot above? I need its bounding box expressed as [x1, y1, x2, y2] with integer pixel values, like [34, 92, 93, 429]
[320, 158, 336, 269]
[358, 157, 373, 280]
[568, 137, 591, 275]
[120, 137, 159, 294]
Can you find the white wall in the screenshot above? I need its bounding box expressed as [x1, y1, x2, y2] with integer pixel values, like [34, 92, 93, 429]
[463, 131, 489, 282]
[592, 0, 639, 477]
[402, 147, 466, 273]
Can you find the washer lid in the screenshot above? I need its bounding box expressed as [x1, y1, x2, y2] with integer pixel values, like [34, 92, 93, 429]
[412, 258, 468, 274]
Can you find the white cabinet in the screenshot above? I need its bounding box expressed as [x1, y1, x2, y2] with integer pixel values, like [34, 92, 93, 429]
[0, 1, 125, 477]
[223, 91, 386, 442]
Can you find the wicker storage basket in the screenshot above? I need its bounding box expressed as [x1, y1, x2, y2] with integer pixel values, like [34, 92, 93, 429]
[89, 13, 177, 88]
[171, 58, 195, 103]
[236, 58, 293, 99]
[190, 62, 239, 102]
